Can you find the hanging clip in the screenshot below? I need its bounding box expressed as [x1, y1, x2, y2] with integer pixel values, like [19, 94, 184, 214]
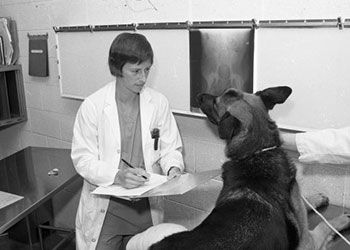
[186, 20, 192, 30]
[27, 32, 48, 39]
[151, 128, 160, 150]
[252, 18, 259, 29]
[337, 16, 344, 30]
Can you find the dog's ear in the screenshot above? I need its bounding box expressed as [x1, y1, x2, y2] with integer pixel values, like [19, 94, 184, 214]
[218, 112, 240, 140]
[255, 86, 292, 110]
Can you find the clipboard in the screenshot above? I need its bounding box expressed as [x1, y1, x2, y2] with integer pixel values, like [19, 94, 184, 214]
[92, 169, 221, 199]
[92, 173, 168, 198]
[138, 169, 221, 198]
[136, 169, 221, 198]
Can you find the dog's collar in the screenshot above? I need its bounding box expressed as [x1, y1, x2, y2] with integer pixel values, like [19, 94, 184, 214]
[251, 145, 279, 158]
[235, 145, 279, 161]
[258, 145, 278, 153]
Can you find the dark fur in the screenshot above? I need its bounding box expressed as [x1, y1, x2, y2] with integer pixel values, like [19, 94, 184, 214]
[150, 86, 303, 250]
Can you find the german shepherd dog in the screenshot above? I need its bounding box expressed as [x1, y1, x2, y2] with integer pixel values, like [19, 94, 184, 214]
[150, 86, 350, 250]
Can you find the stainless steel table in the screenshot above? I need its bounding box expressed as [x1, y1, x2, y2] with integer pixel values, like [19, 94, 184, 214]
[0, 147, 79, 248]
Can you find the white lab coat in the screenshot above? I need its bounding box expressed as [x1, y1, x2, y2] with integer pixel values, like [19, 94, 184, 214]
[71, 81, 184, 250]
[296, 127, 350, 164]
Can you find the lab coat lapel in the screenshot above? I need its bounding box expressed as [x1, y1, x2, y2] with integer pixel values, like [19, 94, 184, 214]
[140, 88, 155, 169]
[103, 82, 120, 145]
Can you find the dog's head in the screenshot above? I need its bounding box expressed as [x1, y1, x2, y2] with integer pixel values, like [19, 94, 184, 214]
[197, 86, 292, 159]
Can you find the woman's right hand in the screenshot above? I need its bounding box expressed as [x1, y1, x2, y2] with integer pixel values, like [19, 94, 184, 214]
[114, 166, 149, 189]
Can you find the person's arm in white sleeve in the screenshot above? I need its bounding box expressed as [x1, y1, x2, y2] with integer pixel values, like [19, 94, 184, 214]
[295, 127, 350, 164]
[71, 99, 118, 187]
[280, 132, 297, 152]
[157, 97, 184, 176]
[281, 127, 350, 164]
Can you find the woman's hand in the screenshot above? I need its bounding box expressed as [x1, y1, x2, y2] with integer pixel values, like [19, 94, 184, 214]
[167, 166, 182, 180]
[114, 166, 150, 189]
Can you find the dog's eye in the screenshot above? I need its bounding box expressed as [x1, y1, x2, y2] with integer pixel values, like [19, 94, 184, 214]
[212, 102, 217, 112]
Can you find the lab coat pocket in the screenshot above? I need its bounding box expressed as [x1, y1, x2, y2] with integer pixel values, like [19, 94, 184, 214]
[150, 128, 160, 150]
[149, 140, 161, 160]
[144, 140, 159, 173]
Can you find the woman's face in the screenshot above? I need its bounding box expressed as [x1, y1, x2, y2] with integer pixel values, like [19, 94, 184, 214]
[119, 60, 152, 94]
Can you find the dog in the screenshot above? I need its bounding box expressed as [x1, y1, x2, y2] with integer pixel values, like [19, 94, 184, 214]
[150, 86, 350, 250]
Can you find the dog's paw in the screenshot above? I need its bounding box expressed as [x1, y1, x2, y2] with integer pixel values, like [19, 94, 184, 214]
[306, 193, 329, 210]
[328, 213, 350, 232]
[325, 214, 350, 248]
[315, 214, 350, 249]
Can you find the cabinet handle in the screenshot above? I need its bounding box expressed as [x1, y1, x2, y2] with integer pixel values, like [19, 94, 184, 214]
[48, 168, 59, 176]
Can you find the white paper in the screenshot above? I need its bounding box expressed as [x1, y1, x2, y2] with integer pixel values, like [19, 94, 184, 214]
[92, 173, 168, 198]
[0, 18, 13, 65]
[0, 191, 23, 210]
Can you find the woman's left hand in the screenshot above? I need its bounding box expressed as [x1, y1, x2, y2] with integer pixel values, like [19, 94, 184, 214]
[167, 167, 182, 180]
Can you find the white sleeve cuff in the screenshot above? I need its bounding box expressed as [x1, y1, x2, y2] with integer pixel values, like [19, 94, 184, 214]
[296, 128, 350, 164]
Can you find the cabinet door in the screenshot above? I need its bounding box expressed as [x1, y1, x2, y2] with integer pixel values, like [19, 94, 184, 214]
[0, 72, 10, 120]
[0, 65, 27, 130]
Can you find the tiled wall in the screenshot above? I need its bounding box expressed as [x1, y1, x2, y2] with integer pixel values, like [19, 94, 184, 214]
[0, 0, 349, 231]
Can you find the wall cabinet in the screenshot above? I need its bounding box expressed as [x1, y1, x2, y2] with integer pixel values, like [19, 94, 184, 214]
[0, 65, 27, 130]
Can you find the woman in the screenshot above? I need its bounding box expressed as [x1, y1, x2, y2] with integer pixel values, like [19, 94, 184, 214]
[71, 32, 184, 250]
[281, 127, 350, 164]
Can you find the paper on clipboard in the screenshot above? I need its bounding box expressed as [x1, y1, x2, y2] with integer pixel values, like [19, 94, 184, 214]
[0, 18, 13, 65]
[138, 169, 221, 198]
[92, 169, 222, 199]
[92, 173, 168, 198]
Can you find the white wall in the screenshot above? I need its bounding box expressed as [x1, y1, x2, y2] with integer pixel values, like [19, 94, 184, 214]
[1, 0, 350, 158]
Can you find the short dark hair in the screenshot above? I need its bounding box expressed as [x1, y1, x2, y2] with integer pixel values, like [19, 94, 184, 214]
[108, 32, 154, 77]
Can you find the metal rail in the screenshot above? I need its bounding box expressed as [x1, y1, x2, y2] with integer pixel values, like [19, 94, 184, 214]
[53, 17, 350, 32]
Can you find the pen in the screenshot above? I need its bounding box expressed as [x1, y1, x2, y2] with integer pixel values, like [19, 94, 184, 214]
[121, 159, 148, 180]
[151, 128, 159, 150]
